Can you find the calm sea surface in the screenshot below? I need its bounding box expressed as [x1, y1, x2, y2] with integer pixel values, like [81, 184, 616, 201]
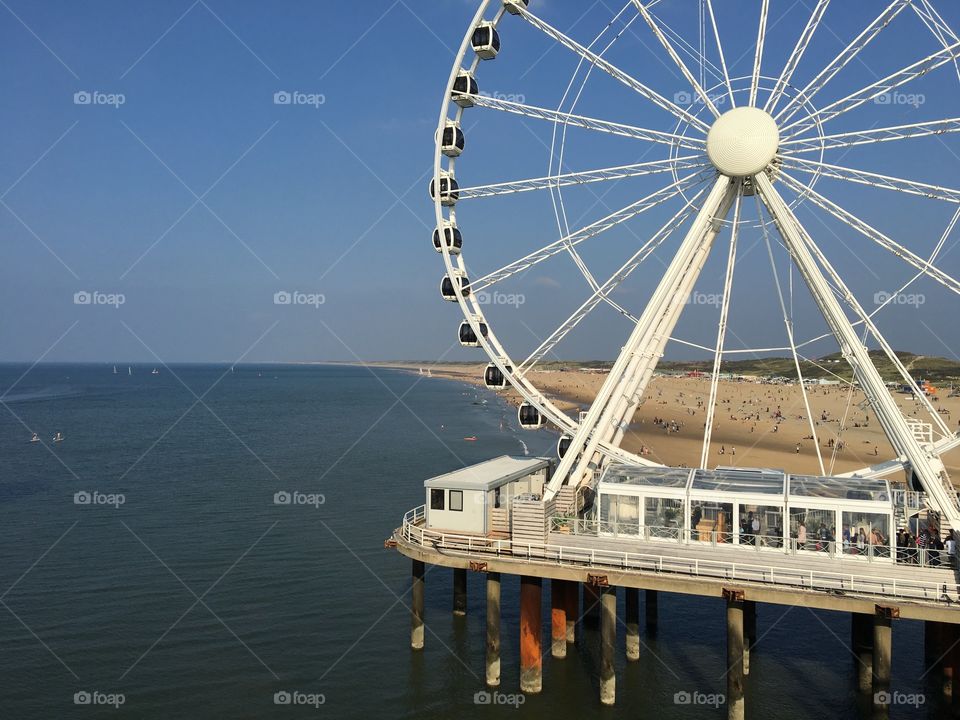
[0, 364, 942, 718]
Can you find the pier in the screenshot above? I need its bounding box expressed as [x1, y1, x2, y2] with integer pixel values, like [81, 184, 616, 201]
[389, 456, 960, 717]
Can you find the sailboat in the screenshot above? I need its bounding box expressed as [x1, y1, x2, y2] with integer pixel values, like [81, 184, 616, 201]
[128, 366, 132, 375]
[30, 432, 39, 443]
[151, 368, 159, 375]
[52, 432, 64, 443]
[113, 365, 118, 375]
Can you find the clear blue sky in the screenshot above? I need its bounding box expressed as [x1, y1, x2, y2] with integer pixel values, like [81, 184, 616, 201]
[3, 0, 960, 366]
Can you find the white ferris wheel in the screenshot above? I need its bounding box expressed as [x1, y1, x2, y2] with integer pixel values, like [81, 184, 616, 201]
[430, 0, 960, 526]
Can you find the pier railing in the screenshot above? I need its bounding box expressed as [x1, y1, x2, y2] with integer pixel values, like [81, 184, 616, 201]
[397, 509, 957, 605]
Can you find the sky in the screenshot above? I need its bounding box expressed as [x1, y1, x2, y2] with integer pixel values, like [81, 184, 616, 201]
[3, 0, 960, 367]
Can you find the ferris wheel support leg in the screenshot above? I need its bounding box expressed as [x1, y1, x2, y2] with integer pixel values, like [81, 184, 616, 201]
[543, 175, 736, 502]
[753, 171, 960, 528]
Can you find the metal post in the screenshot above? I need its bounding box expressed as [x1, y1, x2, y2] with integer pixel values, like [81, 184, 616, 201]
[625, 587, 640, 661]
[486, 572, 501, 687]
[600, 586, 616, 706]
[453, 568, 467, 616]
[411, 559, 425, 650]
[551, 579, 567, 659]
[725, 590, 745, 720]
[520, 576, 542, 694]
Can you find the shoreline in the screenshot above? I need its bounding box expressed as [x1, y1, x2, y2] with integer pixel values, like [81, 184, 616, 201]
[367, 362, 960, 480]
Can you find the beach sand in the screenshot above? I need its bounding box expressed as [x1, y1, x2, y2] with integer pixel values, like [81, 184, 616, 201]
[373, 363, 960, 480]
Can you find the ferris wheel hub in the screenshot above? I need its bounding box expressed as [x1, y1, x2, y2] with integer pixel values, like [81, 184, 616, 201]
[706, 107, 780, 178]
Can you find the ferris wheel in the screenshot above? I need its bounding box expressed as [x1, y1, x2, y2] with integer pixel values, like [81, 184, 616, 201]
[431, 0, 960, 524]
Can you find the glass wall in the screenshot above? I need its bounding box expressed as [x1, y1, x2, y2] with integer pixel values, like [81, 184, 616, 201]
[789, 508, 836, 553]
[691, 500, 733, 543]
[738, 504, 783, 548]
[599, 493, 640, 536]
[842, 511, 890, 558]
[644, 497, 683, 540]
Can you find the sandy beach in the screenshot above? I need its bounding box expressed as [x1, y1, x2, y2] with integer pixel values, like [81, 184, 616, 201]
[372, 362, 960, 480]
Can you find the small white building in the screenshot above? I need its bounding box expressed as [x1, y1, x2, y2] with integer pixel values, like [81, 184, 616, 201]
[424, 455, 552, 534]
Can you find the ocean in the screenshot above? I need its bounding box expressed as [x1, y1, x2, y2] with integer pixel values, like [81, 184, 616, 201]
[0, 364, 940, 718]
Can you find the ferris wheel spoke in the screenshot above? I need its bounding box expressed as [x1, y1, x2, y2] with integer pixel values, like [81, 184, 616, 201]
[776, 182, 955, 439]
[756, 173, 960, 522]
[700, 190, 742, 469]
[748, 0, 770, 108]
[455, 156, 706, 200]
[764, 0, 831, 114]
[470, 170, 711, 293]
[781, 156, 960, 204]
[781, 41, 960, 139]
[779, 172, 960, 296]
[519, 185, 710, 375]
[653, 6, 726, 88]
[630, 0, 720, 117]
[775, 0, 913, 125]
[705, 0, 736, 108]
[914, 0, 960, 84]
[513, 5, 712, 133]
[464, 93, 706, 150]
[781, 117, 960, 153]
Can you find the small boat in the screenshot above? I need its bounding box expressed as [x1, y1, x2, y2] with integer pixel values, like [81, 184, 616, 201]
[52, 432, 64, 443]
[151, 368, 159, 375]
[463, 436, 477, 442]
[113, 365, 118, 375]
[128, 366, 132, 375]
[30, 432, 39, 443]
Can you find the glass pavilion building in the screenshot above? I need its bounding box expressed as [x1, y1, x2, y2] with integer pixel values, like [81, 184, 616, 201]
[593, 466, 894, 560]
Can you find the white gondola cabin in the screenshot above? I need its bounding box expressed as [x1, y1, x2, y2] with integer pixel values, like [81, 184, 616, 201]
[458, 321, 488, 347]
[452, 70, 479, 108]
[440, 273, 471, 301]
[557, 434, 572, 459]
[518, 402, 545, 430]
[429, 170, 459, 207]
[441, 121, 465, 157]
[471, 21, 501, 60]
[484, 363, 511, 388]
[433, 221, 462, 255]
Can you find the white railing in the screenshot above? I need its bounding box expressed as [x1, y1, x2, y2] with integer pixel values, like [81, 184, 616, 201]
[396, 510, 958, 605]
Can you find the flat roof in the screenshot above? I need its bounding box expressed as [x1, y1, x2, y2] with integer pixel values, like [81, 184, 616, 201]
[599, 465, 891, 502]
[424, 455, 551, 491]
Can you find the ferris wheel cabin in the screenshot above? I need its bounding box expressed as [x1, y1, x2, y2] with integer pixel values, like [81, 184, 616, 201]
[471, 22, 501, 60]
[429, 171, 459, 206]
[440, 273, 471, 301]
[484, 363, 511, 388]
[518, 402, 546, 430]
[433, 221, 462, 255]
[458, 321, 488, 347]
[451, 70, 478, 108]
[440, 122, 465, 157]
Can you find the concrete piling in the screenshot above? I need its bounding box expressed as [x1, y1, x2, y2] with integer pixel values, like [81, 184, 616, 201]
[625, 587, 640, 662]
[551, 579, 567, 659]
[520, 576, 543, 694]
[453, 568, 467, 616]
[872, 607, 893, 720]
[564, 581, 578, 643]
[725, 590, 745, 720]
[600, 586, 616, 706]
[486, 572, 501, 687]
[411, 560, 425, 650]
[646, 589, 658, 634]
